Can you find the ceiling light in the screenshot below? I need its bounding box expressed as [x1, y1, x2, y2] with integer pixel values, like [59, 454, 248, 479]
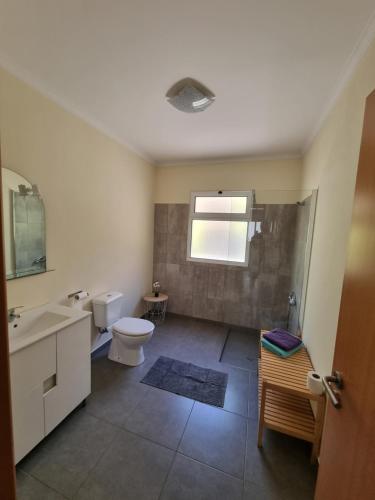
[166, 78, 215, 113]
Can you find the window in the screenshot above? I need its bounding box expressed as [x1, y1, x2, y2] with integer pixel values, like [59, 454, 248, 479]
[187, 191, 253, 266]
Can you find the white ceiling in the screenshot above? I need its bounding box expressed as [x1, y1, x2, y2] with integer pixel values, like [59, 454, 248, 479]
[1, 1, 375, 164]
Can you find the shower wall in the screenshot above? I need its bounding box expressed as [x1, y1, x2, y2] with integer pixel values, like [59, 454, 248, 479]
[288, 195, 312, 334]
[153, 202, 300, 330]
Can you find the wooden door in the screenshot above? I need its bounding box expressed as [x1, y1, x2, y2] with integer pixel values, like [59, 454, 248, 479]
[315, 90, 375, 499]
[0, 148, 17, 498]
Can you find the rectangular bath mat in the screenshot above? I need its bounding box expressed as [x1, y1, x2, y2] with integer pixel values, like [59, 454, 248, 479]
[141, 356, 228, 407]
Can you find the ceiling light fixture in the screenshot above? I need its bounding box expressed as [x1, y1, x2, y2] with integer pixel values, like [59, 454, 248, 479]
[166, 78, 215, 113]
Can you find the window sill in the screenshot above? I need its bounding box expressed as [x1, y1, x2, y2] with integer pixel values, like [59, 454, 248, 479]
[186, 256, 249, 267]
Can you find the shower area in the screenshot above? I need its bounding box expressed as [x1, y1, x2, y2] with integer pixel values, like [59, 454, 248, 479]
[153, 189, 317, 335]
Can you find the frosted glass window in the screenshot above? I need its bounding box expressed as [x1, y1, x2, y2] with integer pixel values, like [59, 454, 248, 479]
[188, 191, 252, 266]
[195, 196, 247, 214]
[190, 220, 248, 262]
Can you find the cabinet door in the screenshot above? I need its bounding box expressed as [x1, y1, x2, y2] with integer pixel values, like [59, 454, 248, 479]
[12, 385, 44, 463]
[44, 317, 91, 435]
[10, 335, 56, 463]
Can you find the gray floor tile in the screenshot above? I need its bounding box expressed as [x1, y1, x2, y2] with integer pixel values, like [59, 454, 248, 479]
[16, 470, 66, 500]
[75, 429, 174, 500]
[281, 484, 316, 500]
[178, 402, 247, 478]
[120, 354, 160, 383]
[243, 480, 282, 500]
[246, 419, 288, 485]
[248, 370, 258, 420]
[245, 420, 317, 495]
[144, 316, 228, 369]
[92, 346, 158, 387]
[221, 328, 259, 370]
[160, 454, 243, 500]
[223, 366, 250, 417]
[85, 377, 150, 427]
[123, 387, 193, 449]
[19, 410, 118, 498]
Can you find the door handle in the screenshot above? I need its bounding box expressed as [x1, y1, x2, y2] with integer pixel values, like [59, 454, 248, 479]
[322, 371, 343, 409]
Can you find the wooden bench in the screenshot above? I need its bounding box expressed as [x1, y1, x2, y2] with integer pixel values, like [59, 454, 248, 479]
[258, 332, 325, 462]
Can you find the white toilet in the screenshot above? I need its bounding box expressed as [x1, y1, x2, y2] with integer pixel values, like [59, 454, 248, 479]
[92, 292, 154, 366]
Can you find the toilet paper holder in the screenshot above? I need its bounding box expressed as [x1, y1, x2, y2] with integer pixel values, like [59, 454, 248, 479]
[67, 290, 90, 300]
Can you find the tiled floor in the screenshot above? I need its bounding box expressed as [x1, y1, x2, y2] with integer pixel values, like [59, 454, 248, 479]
[16, 314, 317, 499]
[221, 327, 260, 371]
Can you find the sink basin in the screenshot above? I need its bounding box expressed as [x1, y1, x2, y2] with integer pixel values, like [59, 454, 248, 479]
[9, 303, 92, 354]
[10, 311, 70, 339]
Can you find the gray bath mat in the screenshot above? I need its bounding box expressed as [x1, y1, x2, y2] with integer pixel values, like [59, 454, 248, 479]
[141, 356, 228, 407]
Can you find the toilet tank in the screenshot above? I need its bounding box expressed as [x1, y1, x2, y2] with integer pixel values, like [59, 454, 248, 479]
[92, 291, 123, 328]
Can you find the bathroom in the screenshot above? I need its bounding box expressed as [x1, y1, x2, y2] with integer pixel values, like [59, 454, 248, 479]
[1, 3, 375, 499]
[0, 69, 318, 500]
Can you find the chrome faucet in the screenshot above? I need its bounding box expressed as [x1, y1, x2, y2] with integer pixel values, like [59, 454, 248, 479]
[8, 306, 23, 323]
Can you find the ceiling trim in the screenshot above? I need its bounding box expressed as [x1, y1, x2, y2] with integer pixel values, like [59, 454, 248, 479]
[0, 54, 154, 165]
[156, 153, 302, 167]
[303, 8, 375, 154]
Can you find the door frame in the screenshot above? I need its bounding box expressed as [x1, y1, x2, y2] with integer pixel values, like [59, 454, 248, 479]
[0, 146, 17, 498]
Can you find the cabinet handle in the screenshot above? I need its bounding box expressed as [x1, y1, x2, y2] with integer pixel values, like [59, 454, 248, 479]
[43, 374, 56, 394]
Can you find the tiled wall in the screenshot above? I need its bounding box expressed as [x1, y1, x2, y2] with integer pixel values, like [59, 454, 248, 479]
[153, 203, 301, 330]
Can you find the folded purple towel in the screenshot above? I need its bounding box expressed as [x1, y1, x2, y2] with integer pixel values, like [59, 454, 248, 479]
[263, 329, 302, 351]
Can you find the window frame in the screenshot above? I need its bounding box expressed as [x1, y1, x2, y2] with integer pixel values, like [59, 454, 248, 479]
[187, 190, 253, 267]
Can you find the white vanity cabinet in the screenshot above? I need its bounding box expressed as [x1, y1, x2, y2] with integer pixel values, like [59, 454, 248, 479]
[10, 334, 56, 463]
[10, 314, 91, 463]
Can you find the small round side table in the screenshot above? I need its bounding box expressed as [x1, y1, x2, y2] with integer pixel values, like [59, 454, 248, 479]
[143, 293, 168, 324]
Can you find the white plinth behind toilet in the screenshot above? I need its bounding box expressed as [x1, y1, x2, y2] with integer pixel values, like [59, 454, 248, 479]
[92, 292, 154, 366]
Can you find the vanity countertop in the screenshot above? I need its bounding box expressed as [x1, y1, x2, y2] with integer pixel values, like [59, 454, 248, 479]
[8, 303, 92, 354]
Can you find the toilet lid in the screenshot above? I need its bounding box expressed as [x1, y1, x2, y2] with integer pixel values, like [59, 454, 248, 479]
[112, 317, 154, 336]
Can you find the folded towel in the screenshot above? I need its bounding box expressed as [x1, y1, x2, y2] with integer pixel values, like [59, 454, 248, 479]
[261, 337, 303, 358]
[263, 328, 302, 351]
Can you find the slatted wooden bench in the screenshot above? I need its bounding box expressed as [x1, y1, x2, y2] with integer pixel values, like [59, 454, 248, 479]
[258, 331, 326, 462]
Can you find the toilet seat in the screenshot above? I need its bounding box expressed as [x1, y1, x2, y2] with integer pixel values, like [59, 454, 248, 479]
[112, 317, 154, 337]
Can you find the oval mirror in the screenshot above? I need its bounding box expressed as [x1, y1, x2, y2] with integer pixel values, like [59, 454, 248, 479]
[2, 168, 47, 280]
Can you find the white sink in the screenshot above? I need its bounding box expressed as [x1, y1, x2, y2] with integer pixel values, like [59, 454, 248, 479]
[8, 303, 92, 354]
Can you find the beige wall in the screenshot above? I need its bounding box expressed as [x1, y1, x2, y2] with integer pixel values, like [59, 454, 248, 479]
[0, 68, 155, 350]
[301, 38, 375, 375]
[155, 158, 303, 204]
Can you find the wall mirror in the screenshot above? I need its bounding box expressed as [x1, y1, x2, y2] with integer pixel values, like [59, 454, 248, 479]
[2, 167, 47, 280]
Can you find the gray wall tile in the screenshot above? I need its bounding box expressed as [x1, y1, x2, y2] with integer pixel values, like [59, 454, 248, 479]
[153, 202, 306, 331]
[166, 233, 186, 264]
[153, 231, 167, 264]
[154, 204, 168, 234]
[153, 262, 167, 285]
[168, 204, 189, 235]
[166, 263, 181, 291]
[168, 290, 193, 317]
[208, 267, 226, 300]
